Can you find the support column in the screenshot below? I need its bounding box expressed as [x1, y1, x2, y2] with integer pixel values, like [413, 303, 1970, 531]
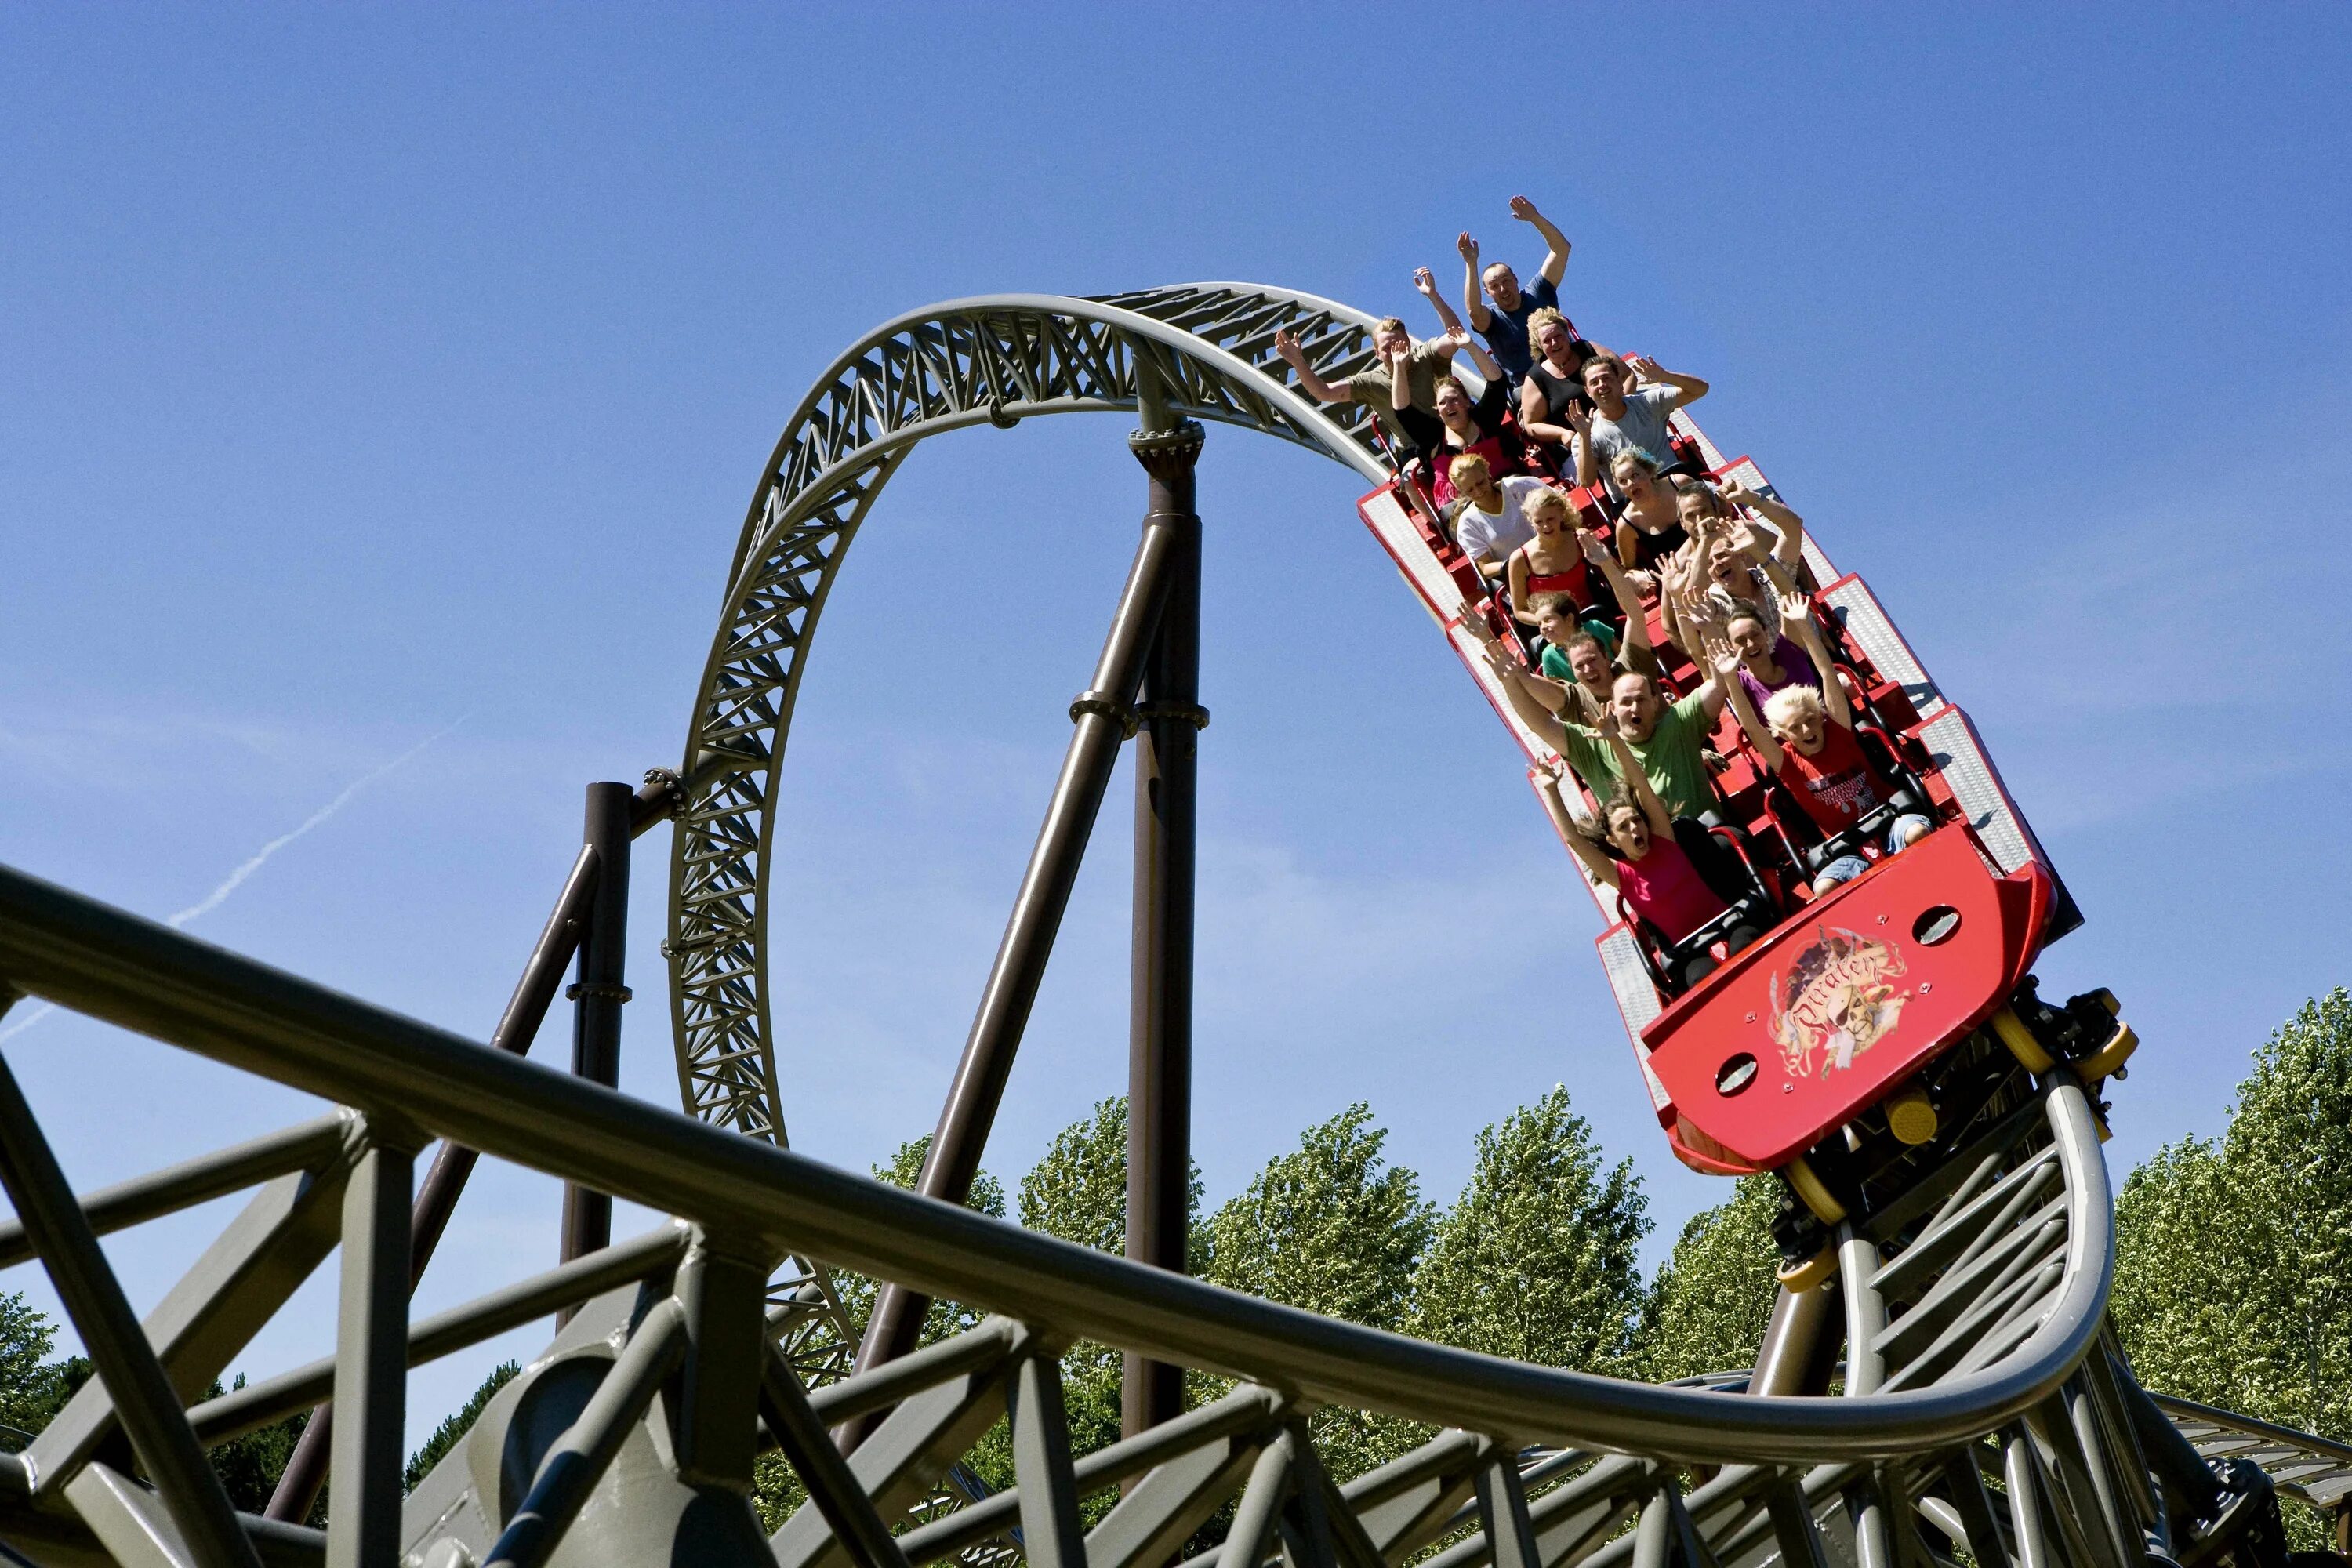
[1749, 1280, 1841, 1397]
[326, 1139, 413, 1568]
[848, 492, 1185, 1434]
[1123, 416, 1204, 1441]
[560, 782, 634, 1272]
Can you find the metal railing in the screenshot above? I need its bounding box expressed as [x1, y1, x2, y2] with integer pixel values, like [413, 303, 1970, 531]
[0, 858, 2310, 1568]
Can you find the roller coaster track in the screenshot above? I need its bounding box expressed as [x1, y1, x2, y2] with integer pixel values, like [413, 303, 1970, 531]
[0, 285, 2332, 1568]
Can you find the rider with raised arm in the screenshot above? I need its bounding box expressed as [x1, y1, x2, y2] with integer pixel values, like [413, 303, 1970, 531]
[1721, 597, 1823, 713]
[1272, 317, 1465, 462]
[1577, 353, 1710, 495]
[1714, 648, 1933, 894]
[1447, 455, 1547, 583]
[1541, 718, 1762, 989]
[1664, 497, 1804, 643]
[1542, 532, 1653, 679]
[1464, 553, 1657, 725]
[1474, 624, 1730, 822]
[1458, 195, 1571, 387]
[1719, 476, 1810, 585]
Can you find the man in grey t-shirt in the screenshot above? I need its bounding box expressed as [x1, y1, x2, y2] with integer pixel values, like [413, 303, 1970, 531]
[1573, 352, 1709, 498]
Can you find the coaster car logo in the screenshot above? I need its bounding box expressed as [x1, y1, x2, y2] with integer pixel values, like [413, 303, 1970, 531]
[1769, 925, 1911, 1080]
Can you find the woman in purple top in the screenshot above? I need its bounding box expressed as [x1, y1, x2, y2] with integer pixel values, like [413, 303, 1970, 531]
[1721, 599, 1819, 713]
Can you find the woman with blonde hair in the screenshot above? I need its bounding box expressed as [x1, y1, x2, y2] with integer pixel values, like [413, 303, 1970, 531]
[1517, 307, 1597, 448]
[1506, 486, 1600, 632]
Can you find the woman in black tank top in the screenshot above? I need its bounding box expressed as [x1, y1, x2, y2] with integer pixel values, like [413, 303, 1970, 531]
[1517, 308, 1593, 449]
[1609, 448, 1690, 579]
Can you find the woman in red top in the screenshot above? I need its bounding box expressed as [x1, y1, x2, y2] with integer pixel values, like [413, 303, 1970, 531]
[1506, 488, 1598, 632]
[1549, 713, 1762, 989]
[1715, 649, 1934, 894]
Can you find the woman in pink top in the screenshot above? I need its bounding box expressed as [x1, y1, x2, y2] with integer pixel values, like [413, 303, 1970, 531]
[1548, 713, 1761, 990]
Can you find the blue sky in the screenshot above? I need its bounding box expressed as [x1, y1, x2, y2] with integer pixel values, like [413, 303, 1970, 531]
[3, 5, 2350, 1442]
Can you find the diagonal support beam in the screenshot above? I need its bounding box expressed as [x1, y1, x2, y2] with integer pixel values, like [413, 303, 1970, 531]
[850, 490, 1189, 1417]
[1085, 1425, 1258, 1568]
[758, 1340, 913, 1568]
[482, 1297, 688, 1568]
[31, 1165, 349, 1492]
[779, 1339, 1020, 1568]
[0, 1018, 263, 1568]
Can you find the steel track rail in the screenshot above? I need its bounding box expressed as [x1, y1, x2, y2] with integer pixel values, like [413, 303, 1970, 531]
[0, 858, 2112, 1465]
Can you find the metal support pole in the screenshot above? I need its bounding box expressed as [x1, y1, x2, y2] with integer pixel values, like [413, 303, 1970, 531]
[326, 1138, 412, 1568]
[270, 829, 606, 1523]
[1750, 1282, 1840, 1397]
[561, 782, 635, 1273]
[1123, 415, 1204, 1443]
[849, 499, 1185, 1422]
[0, 1001, 263, 1568]
[1838, 1225, 1886, 1397]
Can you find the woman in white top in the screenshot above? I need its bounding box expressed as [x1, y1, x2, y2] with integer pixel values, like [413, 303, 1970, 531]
[1446, 453, 1551, 583]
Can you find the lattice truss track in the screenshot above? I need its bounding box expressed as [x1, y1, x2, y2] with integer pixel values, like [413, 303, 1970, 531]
[669, 285, 1394, 1145]
[0, 875, 2323, 1568]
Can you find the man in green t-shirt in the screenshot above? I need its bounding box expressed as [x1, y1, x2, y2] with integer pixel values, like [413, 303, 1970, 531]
[1477, 630, 1730, 819]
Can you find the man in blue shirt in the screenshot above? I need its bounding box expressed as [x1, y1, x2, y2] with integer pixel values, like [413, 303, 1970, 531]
[1457, 196, 1572, 388]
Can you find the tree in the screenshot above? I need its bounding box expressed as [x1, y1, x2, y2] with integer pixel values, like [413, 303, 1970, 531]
[2111, 1138, 2259, 1412]
[1414, 1087, 1650, 1374]
[1632, 1174, 1782, 1384]
[756, 1136, 1007, 1530]
[405, 1360, 522, 1492]
[2114, 990, 2352, 1441]
[1206, 1104, 1433, 1479]
[2212, 989, 2352, 1441]
[0, 1292, 61, 1451]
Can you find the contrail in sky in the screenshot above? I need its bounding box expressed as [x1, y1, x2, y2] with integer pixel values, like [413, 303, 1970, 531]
[0, 717, 469, 1044]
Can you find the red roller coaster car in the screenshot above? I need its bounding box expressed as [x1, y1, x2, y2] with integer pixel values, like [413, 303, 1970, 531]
[1352, 381, 2132, 1235]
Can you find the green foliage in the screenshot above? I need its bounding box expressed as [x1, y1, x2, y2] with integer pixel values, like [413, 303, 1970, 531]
[1632, 1175, 1784, 1383]
[2113, 1138, 2255, 1409]
[197, 1374, 311, 1517]
[758, 1137, 1008, 1529]
[1015, 1097, 1133, 1486]
[405, 1360, 521, 1493]
[830, 1135, 1005, 1348]
[0, 1292, 62, 1450]
[1414, 1087, 1650, 1374]
[2114, 989, 2352, 1443]
[1207, 1103, 1434, 1479]
[1019, 1097, 1131, 1255]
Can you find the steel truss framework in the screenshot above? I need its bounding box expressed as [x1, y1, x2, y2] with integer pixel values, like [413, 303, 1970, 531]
[669, 285, 1396, 1144]
[0, 862, 2324, 1568]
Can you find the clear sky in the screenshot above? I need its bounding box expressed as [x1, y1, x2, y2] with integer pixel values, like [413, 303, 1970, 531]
[3, 4, 2350, 1445]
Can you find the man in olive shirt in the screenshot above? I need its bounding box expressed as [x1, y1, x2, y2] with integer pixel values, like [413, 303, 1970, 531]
[1273, 317, 1469, 459]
